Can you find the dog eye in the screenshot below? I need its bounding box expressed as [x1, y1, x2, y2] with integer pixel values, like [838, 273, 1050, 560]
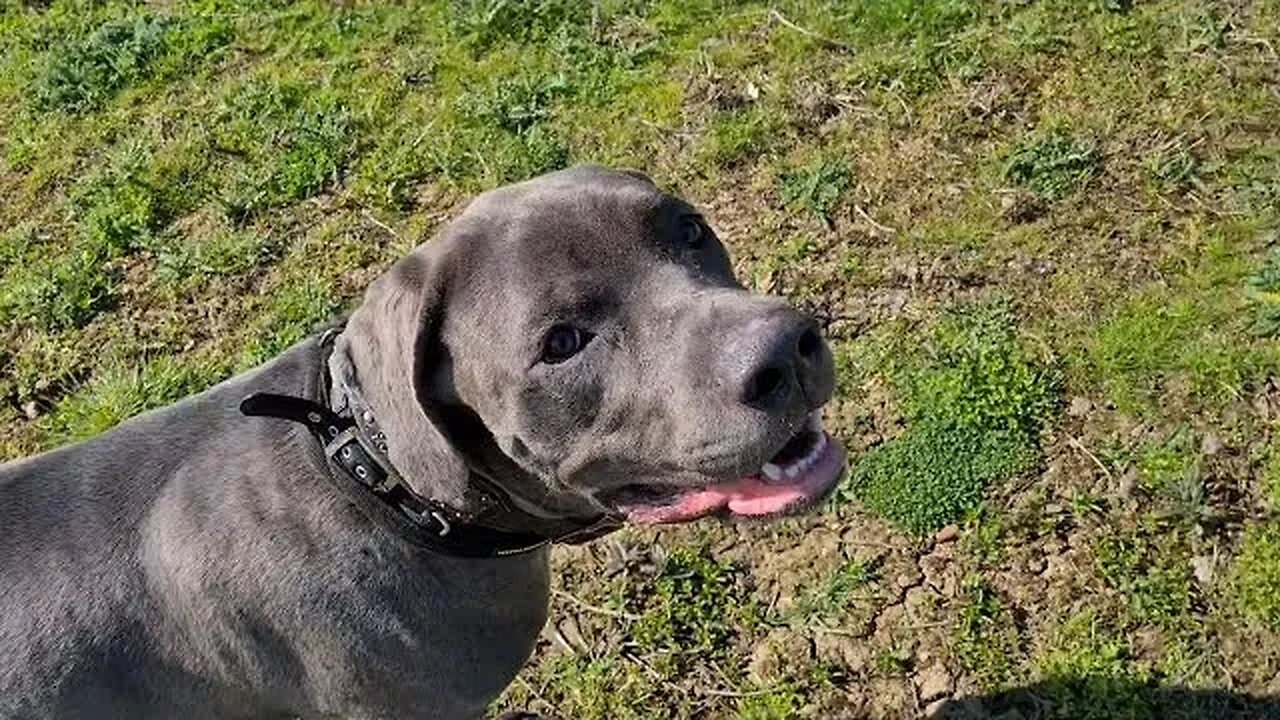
[541, 325, 591, 364]
[681, 217, 705, 247]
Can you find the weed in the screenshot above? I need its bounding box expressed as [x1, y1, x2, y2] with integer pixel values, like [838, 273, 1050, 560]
[778, 159, 851, 225]
[701, 108, 782, 167]
[449, 0, 594, 53]
[31, 13, 231, 113]
[1146, 143, 1199, 193]
[1094, 526, 1194, 630]
[516, 655, 651, 720]
[790, 556, 878, 621]
[959, 508, 1007, 567]
[33, 16, 175, 113]
[627, 546, 758, 675]
[1246, 248, 1280, 338]
[214, 79, 357, 214]
[736, 684, 801, 720]
[0, 248, 116, 331]
[1004, 128, 1100, 200]
[151, 229, 273, 290]
[874, 646, 912, 676]
[468, 74, 571, 135]
[1135, 430, 1199, 494]
[1232, 522, 1280, 631]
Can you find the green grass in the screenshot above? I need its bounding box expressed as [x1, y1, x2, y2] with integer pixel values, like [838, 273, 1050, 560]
[953, 575, 1022, 690]
[1, 1, 1279, 717]
[1034, 611, 1154, 720]
[788, 556, 878, 621]
[37, 355, 225, 444]
[778, 158, 852, 224]
[1094, 526, 1196, 631]
[1246, 248, 1280, 338]
[1232, 522, 1280, 631]
[239, 275, 345, 368]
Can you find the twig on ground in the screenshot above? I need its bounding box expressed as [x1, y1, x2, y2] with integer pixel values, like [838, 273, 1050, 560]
[768, 9, 854, 53]
[361, 211, 402, 242]
[854, 204, 897, 234]
[513, 674, 556, 714]
[551, 588, 641, 621]
[807, 623, 867, 637]
[1067, 435, 1112, 480]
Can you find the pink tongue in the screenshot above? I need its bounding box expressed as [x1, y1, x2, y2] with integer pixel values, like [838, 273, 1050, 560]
[672, 477, 807, 517]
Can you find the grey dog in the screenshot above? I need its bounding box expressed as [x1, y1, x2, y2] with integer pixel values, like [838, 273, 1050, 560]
[0, 166, 845, 719]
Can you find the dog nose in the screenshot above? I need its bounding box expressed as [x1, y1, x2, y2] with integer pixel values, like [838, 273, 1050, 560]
[735, 315, 825, 412]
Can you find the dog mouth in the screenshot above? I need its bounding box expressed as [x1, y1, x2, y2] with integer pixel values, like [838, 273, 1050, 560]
[610, 412, 847, 525]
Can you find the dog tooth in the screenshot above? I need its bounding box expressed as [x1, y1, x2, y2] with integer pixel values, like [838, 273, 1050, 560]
[762, 462, 784, 482]
[784, 463, 801, 479]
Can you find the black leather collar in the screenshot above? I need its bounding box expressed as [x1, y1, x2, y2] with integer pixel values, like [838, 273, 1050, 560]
[238, 332, 620, 558]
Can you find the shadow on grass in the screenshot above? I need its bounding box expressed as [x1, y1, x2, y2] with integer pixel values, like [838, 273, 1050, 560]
[933, 680, 1280, 720]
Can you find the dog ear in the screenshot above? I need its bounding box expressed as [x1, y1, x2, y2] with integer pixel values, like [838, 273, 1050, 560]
[331, 243, 470, 505]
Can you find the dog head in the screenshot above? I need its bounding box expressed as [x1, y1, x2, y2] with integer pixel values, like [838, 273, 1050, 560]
[338, 166, 844, 527]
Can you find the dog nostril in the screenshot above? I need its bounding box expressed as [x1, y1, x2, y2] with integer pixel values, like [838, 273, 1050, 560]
[797, 328, 822, 359]
[743, 365, 787, 407]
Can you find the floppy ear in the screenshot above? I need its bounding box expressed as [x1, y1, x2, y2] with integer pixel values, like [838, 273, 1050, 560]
[330, 243, 470, 505]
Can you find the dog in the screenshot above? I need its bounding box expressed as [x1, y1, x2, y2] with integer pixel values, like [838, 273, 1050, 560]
[0, 166, 844, 719]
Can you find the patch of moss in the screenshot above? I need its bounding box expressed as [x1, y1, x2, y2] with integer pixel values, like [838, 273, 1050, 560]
[844, 301, 1060, 534]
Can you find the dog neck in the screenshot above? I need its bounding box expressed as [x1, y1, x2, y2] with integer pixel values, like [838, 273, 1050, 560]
[325, 331, 619, 544]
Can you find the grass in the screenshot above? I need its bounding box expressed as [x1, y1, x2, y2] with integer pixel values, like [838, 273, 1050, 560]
[1034, 611, 1154, 720]
[788, 556, 879, 621]
[37, 355, 225, 444]
[778, 158, 852, 225]
[954, 575, 1022, 690]
[1233, 523, 1280, 632]
[1, 0, 1279, 717]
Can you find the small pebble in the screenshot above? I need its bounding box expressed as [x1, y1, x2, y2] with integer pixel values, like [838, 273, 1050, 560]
[934, 524, 960, 543]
